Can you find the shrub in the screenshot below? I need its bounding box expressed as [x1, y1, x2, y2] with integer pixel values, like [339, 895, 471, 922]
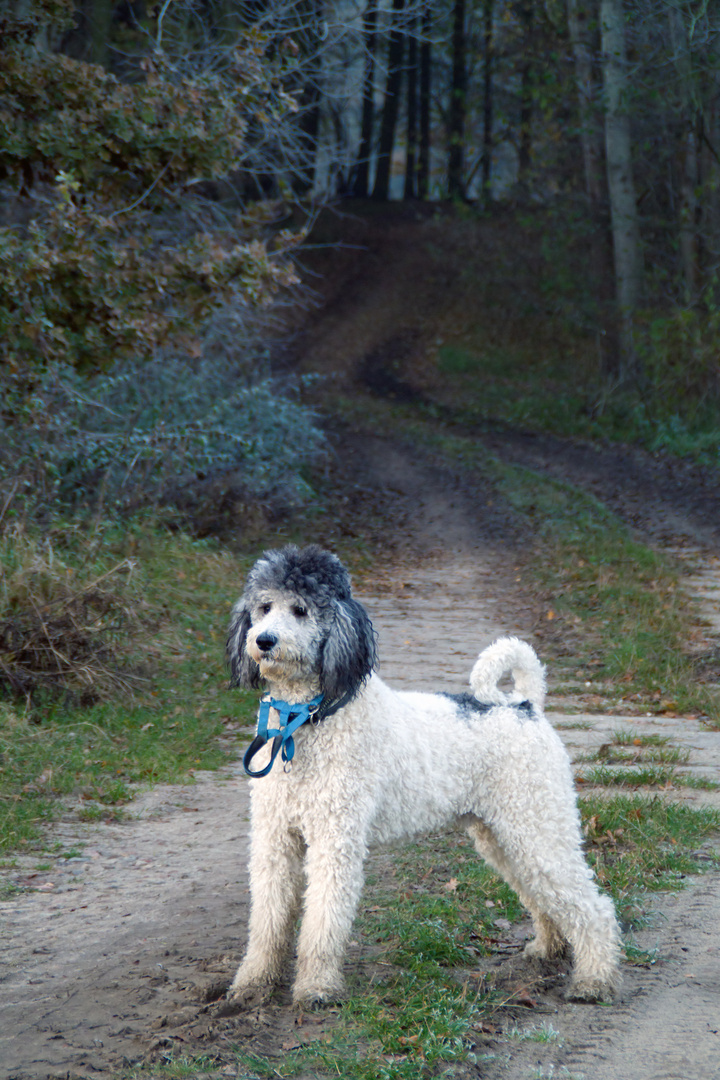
[0, 344, 325, 520]
[0, 1, 305, 375]
[0, 526, 149, 702]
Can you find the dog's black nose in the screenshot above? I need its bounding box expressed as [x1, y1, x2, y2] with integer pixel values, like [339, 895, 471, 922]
[255, 632, 278, 653]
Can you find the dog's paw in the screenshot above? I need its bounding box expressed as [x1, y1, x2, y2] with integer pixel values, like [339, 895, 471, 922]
[218, 982, 275, 1014]
[292, 985, 345, 1010]
[565, 976, 618, 1004]
[523, 937, 569, 962]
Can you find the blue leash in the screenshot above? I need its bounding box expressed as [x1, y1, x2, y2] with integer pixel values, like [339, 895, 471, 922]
[243, 693, 325, 778]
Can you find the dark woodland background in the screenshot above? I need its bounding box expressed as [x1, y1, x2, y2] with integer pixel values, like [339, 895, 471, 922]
[2, 0, 720, 530]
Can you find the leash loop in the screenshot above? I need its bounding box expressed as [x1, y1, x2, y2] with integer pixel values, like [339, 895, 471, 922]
[243, 693, 324, 778]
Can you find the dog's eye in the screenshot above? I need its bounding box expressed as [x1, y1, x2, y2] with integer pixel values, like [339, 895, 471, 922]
[293, 605, 308, 619]
[259, 602, 272, 616]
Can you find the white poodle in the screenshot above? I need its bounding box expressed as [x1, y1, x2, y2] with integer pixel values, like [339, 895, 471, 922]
[225, 545, 621, 1009]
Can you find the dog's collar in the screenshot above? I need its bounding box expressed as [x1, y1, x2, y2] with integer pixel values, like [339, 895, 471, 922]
[243, 691, 355, 778]
[243, 694, 323, 778]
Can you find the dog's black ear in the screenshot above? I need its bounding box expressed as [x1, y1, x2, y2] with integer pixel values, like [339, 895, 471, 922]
[320, 598, 377, 702]
[227, 602, 263, 689]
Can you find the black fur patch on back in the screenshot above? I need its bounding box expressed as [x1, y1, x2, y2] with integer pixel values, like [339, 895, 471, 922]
[439, 692, 537, 719]
[439, 692, 494, 715]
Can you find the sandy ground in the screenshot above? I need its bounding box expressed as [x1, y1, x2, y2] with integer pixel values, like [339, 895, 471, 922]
[1, 437, 719, 1080]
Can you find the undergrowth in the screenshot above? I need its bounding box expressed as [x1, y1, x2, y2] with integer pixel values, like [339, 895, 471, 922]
[0, 350, 324, 522]
[0, 523, 258, 853]
[434, 340, 720, 465]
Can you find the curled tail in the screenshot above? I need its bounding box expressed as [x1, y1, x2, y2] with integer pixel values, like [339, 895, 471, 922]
[469, 636, 546, 709]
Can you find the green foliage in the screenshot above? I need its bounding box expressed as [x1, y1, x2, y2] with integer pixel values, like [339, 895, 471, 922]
[434, 341, 720, 465]
[0, 1, 304, 376]
[0, 2, 323, 523]
[0, 183, 300, 372]
[0, 8, 287, 189]
[636, 298, 720, 419]
[0, 352, 324, 517]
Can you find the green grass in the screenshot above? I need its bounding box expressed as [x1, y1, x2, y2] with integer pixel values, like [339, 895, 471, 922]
[612, 730, 670, 747]
[435, 342, 592, 441]
[433, 332, 720, 467]
[576, 733, 691, 768]
[0, 524, 258, 854]
[581, 795, 720, 906]
[505, 1020, 564, 1045]
[623, 940, 659, 967]
[577, 763, 718, 790]
[481, 459, 710, 713]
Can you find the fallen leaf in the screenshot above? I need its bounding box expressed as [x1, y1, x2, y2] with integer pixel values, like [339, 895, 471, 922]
[512, 986, 537, 1008]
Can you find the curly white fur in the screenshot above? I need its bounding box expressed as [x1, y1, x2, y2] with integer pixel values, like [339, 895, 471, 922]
[226, 546, 621, 1009]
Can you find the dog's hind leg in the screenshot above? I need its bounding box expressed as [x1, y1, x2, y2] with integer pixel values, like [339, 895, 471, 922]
[292, 835, 367, 1008]
[229, 822, 305, 1007]
[467, 816, 620, 1002]
[466, 818, 567, 960]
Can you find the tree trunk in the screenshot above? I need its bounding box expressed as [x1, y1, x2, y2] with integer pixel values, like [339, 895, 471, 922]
[293, 0, 323, 197]
[669, 5, 700, 301]
[600, 0, 642, 382]
[373, 0, 405, 201]
[448, 0, 466, 199]
[404, 15, 418, 199]
[62, 0, 113, 66]
[354, 0, 378, 198]
[87, 0, 113, 66]
[567, 0, 618, 378]
[418, 3, 432, 199]
[705, 44, 720, 272]
[567, 0, 605, 202]
[517, 0, 534, 189]
[481, 0, 494, 204]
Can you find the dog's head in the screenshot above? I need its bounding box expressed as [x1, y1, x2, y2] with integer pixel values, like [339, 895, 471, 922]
[227, 544, 377, 702]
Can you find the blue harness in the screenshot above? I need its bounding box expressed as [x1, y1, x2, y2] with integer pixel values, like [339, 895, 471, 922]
[242, 693, 325, 778]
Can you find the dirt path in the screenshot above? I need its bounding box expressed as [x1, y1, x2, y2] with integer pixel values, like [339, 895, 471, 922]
[2, 436, 719, 1080]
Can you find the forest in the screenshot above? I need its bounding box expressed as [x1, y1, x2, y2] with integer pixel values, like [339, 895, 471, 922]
[3, 0, 720, 520]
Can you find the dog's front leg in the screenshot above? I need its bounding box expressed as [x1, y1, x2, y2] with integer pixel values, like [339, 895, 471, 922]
[228, 819, 305, 1008]
[292, 836, 367, 1008]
